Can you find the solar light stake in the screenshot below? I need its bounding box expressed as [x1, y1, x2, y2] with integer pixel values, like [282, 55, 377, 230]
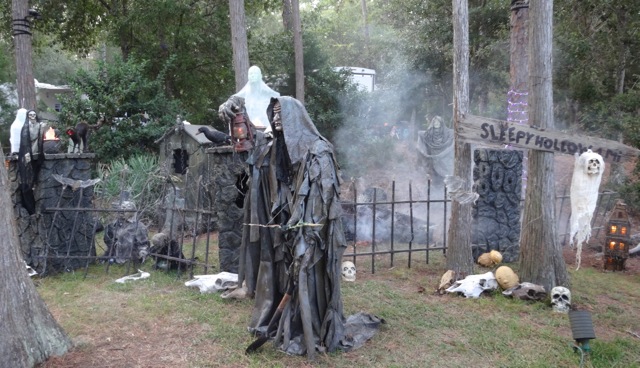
[569, 310, 596, 353]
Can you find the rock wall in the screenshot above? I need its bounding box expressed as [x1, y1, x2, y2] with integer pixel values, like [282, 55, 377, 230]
[206, 147, 248, 273]
[472, 149, 523, 263]
[7, 153, 97, 274]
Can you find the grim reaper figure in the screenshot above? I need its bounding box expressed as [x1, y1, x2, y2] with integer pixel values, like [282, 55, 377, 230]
[222, 96, 382, 359]
[417, 115, 454, 183]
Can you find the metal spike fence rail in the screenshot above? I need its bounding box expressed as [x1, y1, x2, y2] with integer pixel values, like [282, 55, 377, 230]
[31, 168, 618, 278]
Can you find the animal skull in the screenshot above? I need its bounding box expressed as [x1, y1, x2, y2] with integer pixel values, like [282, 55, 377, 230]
[185, 272, 239, 294]
[445, 271, 498, 298]
[341, 261, 356, 282]
[550, 286, 571, 313]
[502, 282, 547, 301]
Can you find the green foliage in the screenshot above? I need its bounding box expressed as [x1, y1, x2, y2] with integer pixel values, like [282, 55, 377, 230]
[304, 68, 367, 141]
[95, 153, 164, 221]
[0, 39, 13, 83]
[56, 56, 183, 163]
[32, 40, 94, 85]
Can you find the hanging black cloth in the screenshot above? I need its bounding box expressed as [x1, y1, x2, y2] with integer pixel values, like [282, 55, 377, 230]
[17, 113, 44, 215]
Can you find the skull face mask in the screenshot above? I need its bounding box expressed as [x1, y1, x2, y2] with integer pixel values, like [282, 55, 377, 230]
[550, 286, 571, 313]
[272, 101, 282, 132]
[341, 261, 356, 282]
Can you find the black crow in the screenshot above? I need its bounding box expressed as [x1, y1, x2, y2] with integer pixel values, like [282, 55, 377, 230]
[197, 127, 231, 146]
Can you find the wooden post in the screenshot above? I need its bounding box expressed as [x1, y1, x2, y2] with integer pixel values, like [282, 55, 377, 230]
[518, 0, 569, 291]
[446, 0, 474, 277]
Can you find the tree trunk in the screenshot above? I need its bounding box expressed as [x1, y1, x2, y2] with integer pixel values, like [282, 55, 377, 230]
[446, 0, 474, 278]
[518, 0, 569, 291]
[229, 0, 250, 91]
[361, 0, 370, 68]
[282, 0, 293, 32]
[11, 0, 37, 110]
[291, 0, 304, 104]
[509, 1, 529, 123]
[0, 143, 73, 367]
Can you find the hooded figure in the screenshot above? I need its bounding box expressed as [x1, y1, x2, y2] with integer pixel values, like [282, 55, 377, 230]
[417, 116, 454, 182]
[233, 96, 382, 359]
[17, 110, 46, 215]
[10, 108, 28, 154]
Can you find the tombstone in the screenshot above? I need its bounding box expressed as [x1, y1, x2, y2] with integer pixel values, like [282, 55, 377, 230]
[472, 149, 523, 262]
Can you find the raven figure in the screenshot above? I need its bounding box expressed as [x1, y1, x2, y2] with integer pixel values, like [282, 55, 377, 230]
[197, 127, 231, 146]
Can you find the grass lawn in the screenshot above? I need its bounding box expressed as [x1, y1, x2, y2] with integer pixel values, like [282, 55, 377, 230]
[36, 235, 640, 368]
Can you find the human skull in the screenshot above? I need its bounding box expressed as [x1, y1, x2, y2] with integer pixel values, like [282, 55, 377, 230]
[550, 286, 571, 313]
[341, 261, 356, 282]
[445, 271, 498, 298]
[579, 150, 604, 176]
[587, 158, 601, 175]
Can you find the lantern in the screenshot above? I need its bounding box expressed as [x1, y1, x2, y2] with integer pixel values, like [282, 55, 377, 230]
[230, 111, 254, 152]
[604, 200, 630, 271]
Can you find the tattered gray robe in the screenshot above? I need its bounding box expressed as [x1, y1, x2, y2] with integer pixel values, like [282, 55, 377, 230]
[238, 96, 381, 358]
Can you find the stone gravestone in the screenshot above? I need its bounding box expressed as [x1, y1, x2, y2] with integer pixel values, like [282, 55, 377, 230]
[472, 149, 523, 263]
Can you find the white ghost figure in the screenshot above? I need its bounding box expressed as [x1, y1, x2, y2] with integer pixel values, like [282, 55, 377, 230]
[445, 271, 498, 298]
[341, 261, 356, 282]
[184, 272, 238, 294]
[569, 150, 605, 270]
[10, 108, 27, 154]
[234, 65, 280, 132]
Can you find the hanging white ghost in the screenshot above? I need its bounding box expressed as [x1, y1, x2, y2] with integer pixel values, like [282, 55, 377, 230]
[569, 150, 604, 270]
[9, 108, 27, 154]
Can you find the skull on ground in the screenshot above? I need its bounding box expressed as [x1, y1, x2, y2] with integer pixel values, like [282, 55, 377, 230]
[341, 261, 356, 282]
[502, 282, 547, 301]
[445, 271, 498, 298]
[550, 286, 571, 313]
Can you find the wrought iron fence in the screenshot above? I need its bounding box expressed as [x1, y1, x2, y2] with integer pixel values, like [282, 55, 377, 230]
[30, 167, 619, 278]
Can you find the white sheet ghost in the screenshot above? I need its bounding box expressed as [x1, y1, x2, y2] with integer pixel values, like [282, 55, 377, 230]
[569, 149, 604, 269]
[234, 65, 280, 132]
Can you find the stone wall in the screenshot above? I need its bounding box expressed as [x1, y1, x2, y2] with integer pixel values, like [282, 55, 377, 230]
[8, 153, 97, 274]
[472, 149, 523, 263]
[206, 147, 249, 273]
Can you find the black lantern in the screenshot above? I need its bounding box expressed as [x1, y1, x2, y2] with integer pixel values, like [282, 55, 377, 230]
[604, 200, 630, 271]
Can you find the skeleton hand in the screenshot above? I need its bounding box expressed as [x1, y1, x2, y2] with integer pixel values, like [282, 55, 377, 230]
[218, 96, 246, 125]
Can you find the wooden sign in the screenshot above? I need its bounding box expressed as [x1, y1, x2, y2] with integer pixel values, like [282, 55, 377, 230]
[458, 115, 640, 162]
